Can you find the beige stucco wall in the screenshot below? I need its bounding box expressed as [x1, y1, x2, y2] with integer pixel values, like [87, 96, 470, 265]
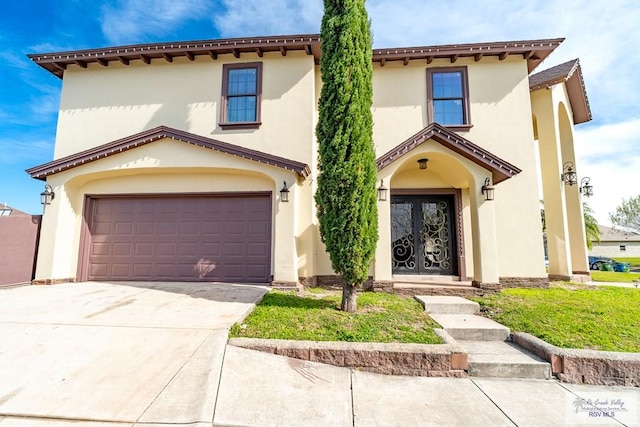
[37, 50, 559, 284]
[371, 57, 546, 280]
[55, 51, 317, 165]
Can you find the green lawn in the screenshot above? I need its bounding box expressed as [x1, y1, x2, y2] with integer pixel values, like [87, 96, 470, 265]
[472, 284, 640, 352]
[230, 289, 442, 344]
[591, 270, 640, 283]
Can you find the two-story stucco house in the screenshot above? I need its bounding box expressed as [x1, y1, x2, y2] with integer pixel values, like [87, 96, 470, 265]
[26, 33, 591, 290]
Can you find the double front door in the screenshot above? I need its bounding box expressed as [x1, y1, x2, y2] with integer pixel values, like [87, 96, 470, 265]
[391, 195, 457, 275]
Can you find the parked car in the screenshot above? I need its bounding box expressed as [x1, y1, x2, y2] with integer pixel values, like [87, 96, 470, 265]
[588, 256, 631, 272]
[589, 256, 612, 270]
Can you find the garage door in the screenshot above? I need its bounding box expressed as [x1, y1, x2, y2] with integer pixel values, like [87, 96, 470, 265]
[83, 195, 271, 282]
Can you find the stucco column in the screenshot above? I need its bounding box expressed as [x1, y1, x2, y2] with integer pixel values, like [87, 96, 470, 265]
[373, 194, 392, 283]
[469, 182, 500, 287]
[565, 184, 589, 274]
[271, 178, 299, 285]
[533, 91, 573, 279]
[34, 181, 77, 283]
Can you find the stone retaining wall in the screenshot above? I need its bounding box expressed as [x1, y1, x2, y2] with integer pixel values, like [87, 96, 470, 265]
[512, 332, 640, 387]
[499, 277, 549, 288]
[229, 329, 467, 377]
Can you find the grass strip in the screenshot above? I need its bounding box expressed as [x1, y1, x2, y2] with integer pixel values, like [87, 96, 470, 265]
[230, 289, 442, 344]
[471, 284, 640, 352]
[591, 271, 640, 283]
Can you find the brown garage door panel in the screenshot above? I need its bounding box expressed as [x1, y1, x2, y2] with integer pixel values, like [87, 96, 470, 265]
[85, 195, 271, 282]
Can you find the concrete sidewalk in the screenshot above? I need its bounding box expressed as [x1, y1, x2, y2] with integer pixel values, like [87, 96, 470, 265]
[588, 280, 640, 288]
[216, 346, 640, 427]
[1, 283, 638, 426]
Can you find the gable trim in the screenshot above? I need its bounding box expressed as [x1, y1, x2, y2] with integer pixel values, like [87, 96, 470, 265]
[376, 123, 521, 184]
[529, 59, 592, 124]
[26, 126, 311, 180]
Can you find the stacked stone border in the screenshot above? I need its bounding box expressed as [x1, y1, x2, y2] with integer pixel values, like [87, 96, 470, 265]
[229, 329, 468, 377]
[512, 332, 640, 387]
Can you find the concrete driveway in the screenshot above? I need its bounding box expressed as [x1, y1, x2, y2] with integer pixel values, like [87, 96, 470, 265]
[0, 281, 267, 426]
[2, 282, 639, 426]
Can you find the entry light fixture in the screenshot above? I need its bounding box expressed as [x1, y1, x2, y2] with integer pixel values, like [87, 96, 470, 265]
[481, 177, 495, 201]
[377, 180, 388, 202]
[280, 181, 290, 203]
[417, 158, 429, 170]
[40, 184, 55, 206]
[560, 161, 578, 186]
[579, 177, 593, 198]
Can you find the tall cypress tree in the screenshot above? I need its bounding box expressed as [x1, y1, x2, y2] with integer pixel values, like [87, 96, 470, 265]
[316, 0, 377, 312]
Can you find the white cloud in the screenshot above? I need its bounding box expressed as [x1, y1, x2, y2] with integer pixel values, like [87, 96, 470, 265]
[0, 137, 54, 165]
[575, 119, 640, 226]
[100, 0, 214, 45]
[214, 0, 322, 37]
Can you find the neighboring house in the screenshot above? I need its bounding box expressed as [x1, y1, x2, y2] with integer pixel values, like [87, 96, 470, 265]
[0, 204, 41, 286]
[26, 33, 591, 288]
[590, 225, 640, 258]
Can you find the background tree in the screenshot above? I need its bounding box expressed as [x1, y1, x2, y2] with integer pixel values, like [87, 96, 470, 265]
[583, 203, 600, 250]
[609, 195, 640, 233]
[316, 0, 377, 312]
[540, 201, 600, 250]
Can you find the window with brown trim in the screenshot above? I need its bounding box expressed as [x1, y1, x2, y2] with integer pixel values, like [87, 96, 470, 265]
[220, 62, 262, 129]
[426, 67, 471, 129]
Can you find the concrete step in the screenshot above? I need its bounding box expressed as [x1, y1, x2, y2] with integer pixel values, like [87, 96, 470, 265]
[415, 296, 480, 315]
[459, 340, 551, 379]
[429, 314, 510, 341]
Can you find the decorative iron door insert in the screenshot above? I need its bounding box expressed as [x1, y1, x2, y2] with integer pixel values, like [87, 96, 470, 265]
[391, 195, 456, 275]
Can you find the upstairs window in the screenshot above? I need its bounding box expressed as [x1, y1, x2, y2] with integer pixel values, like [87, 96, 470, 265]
[427, 67, 471, 129]
[220, 62, 262, 129]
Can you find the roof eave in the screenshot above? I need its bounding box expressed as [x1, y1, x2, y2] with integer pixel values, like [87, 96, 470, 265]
[29, 35, 564, 78]
[529, 60, 592, 124]
[28, 34, 322, 79]
[373, 38, 564, 73]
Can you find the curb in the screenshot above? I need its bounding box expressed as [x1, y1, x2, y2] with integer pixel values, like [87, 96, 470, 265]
[512, 332, 640, 387]
[229, 328, 468, 377]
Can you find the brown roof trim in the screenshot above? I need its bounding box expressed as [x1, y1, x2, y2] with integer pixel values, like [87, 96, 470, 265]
[28, 34, 321, 78]
[373, 38, 564, 73]
[26, 126, 311, 180]
[29, 34, 563, 78]
[377, 123, 521, 184]
[529, 59, 592, 124]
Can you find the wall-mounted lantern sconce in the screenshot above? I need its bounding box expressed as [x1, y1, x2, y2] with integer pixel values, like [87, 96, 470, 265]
[579, 177, 593, 197]
[40, 184, 55, 206]
[560, 161, 578, 186]
[481, 177, 495, 201]
[377, 180, 388, 201]
[417, 158, 429, 170]
[280, 181, 290, 203]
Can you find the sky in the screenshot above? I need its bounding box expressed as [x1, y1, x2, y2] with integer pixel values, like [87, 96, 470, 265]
[1, 0, 638, 225]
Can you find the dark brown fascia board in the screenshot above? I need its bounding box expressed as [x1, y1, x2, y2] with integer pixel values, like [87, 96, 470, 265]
[373, 38, 565, 73]
[376, 123, 521, 184]
[529, 59, 592, 124]
[26, 126, 311, 180]
[29, 34, 563, 78]
[28, 34, 322, 78]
